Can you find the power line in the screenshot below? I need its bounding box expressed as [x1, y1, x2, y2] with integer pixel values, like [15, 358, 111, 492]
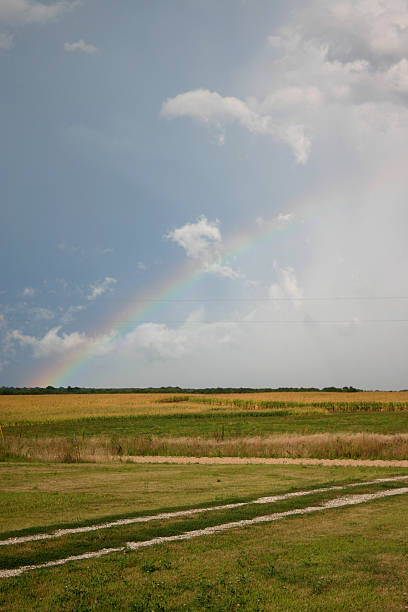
[111, 319, 408, 325]
[100, 296, 408, 302]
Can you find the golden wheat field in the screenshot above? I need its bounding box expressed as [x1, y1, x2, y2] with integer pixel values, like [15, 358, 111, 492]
[1, 390, 408, 423]
[0, 393, 201, 423]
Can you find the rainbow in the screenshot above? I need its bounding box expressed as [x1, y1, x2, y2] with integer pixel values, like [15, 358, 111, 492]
[30, 213, 299, 387]
[31, 153, 407, 388]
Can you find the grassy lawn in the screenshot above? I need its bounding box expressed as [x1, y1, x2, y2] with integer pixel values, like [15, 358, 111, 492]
[0, 478, 406, 570]
[1, 489, 408, 610]
[3, 462, 407, 534]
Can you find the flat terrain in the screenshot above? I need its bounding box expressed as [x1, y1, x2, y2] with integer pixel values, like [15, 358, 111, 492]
[2, 461, 405, 533]
[1, 392, 408, 609]
[1, 461, 408, 610]
[2, 391, 408, 461]
[2, 390, 408, 423]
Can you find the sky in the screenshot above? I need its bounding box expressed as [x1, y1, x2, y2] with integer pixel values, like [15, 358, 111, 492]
[1, 0, 408, 389]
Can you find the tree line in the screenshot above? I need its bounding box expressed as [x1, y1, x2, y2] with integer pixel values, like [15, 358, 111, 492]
[0, 385, 362, 395]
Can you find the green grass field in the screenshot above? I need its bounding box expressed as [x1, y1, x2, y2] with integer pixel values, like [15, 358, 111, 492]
[2, 461, 405, 534]
[5, 410, 408, 437]
[2, 393, 408, 609]
[4, 409, 408, 462]
[1, 461, 408, 610]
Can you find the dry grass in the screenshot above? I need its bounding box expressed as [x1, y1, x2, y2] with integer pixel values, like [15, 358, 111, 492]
[3, 432, 408, 462]
[2, 391, 408, 424]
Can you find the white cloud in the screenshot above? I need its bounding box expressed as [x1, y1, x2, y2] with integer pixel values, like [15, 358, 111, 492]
[8, 326, 86, 358]
[300, 0, 408, 67]
[204, 262, 241, 280]
[7, 309, 240, 364]
[266, 263, 304, 313]
[267, 0, 408, 112]
[256, 212, 294, 228]
[0, 31, 14, 49]
[22, 287, 35, 297]
[385, 58, 408, 93]
[166, 216, 241, 279]
[64, 39, 98, 54]
[258, 87, 322, 112]
[269, 263, 303, 301]
[161, 89, 311, 164]
[124, 310, 240, 361]
[87, 277, 117, 301]
[60, 304, 85, 324]
[6, 322, 120, 365]
[0, 0, 75, 25]
[125, 323, 189, 359]
[0, 0, 78, 51]
[162, 1, 408, 165]
[162, 89, 268, 131]
[166, 215, 221, 260]
[137, 261, 147, 271]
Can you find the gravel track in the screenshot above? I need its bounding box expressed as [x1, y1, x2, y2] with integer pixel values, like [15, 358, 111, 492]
[1, 486, 408, 579]
[2, 475, 408, 548]
[125, 456, 408, 466]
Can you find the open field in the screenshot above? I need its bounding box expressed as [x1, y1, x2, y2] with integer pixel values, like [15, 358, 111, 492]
[2, 391, 408, 423]
[1, 461, 408, 609]
[2, 461, 407, 534]
[2, 391, 408, 462]
[2, 392, 408, 609]
[6, 411, 408, 437]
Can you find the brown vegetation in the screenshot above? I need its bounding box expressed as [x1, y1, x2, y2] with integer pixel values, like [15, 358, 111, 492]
[3, 432, 408, 463]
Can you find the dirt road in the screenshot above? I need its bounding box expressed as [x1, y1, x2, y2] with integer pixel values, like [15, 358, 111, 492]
[125, 455, 408, 467]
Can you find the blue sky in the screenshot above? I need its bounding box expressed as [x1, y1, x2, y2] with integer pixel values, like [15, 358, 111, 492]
[1, 0, 408, 388]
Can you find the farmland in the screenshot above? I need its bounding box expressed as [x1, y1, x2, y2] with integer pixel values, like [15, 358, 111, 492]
[1, 391, 408, 609]
[2, 391, 408, 462]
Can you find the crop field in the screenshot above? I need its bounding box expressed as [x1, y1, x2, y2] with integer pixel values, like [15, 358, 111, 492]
[1, 392, 408, 610]
[2, 391, 408, 462]
[2, 390, 408, 423]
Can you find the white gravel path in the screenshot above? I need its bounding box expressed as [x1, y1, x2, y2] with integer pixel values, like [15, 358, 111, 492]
[1, 486, 408, 579]
[125, 456, 408, 466]
[1, 475, 408, 548]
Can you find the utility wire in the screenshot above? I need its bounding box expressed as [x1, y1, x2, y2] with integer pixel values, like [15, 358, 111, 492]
[100, 296, 408, 302]
[111, 319, 408, 325]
